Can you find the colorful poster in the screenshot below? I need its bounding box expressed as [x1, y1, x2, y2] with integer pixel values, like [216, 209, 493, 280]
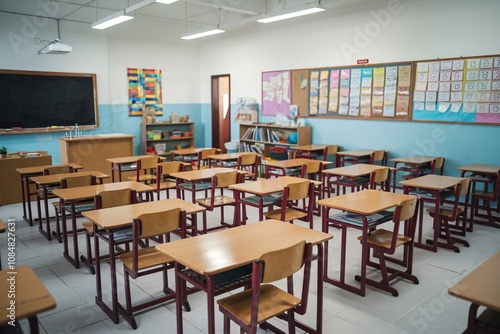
[128, 68, 163, 116]
[262, 70, 291, 116]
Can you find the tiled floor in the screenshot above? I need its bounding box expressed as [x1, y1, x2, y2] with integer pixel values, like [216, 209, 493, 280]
[0, 188, 498, 334]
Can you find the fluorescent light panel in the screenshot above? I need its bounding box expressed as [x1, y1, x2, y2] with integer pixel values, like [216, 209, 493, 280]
[91, 10, 134, 29]
[181, 29, 225, 40]
[257, 5, 325, 23]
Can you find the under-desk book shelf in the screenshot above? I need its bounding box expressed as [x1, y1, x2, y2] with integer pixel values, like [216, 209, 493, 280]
[141, 122, 194, 158]
[239, 124, 311, 156]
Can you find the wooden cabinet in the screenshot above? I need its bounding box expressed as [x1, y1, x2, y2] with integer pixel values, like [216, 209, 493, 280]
[0, 152, 52, 204]
[59, 134, 134, 181]
[141, 122, 194, 159]
[239, 124, 311, 157]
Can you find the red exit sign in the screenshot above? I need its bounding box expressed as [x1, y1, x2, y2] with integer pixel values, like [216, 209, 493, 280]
[357, 59, 369, 64]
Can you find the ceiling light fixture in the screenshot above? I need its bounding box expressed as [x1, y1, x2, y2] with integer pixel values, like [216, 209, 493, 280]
[257, 2, 325, 23]
[91, 9, 134, 30]
[181, 28, 225, 40]
[155, 0, 178, 3]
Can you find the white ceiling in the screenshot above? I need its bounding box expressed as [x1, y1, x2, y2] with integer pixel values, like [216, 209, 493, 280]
[0, 0, 346, 35]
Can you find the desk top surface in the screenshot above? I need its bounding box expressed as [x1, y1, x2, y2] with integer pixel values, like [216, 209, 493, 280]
[458, 164, 500, 174]
[16, 163, 83, 175]
[390, 155, 438, 164]
[156, 219, 332, 275]
[317, 189, 415, 215]
[171, 167, 242, 181]
[448, 251, 500, 312]
[293, 144, 328, 151]
[106, 155, 162, 164]
[207, 152, 256, 160]
[229, 176, 320, 194]
[262, 158, 332, 168]
[323, 163, 387, 177]
[337, 149, 375, 157]
[170, 147, 215, 155]
[30, 170, 109, 185]
[0, 265, 56, 326]
[51, 181, 152, 201]
[82, 198, 205, 229]
[399, 174, 465, 190]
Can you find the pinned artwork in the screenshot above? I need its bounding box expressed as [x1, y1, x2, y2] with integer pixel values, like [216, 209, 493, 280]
[262, 70, 291, 116]
[128, 68, 163, 116]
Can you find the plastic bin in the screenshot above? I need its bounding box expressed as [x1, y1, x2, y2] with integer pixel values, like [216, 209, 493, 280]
[270, 146, 288, 160]
[225, 141, 238, 153]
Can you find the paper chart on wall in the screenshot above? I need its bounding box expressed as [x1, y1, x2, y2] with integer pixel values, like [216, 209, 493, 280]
[413, 55, 500, 123]
[309, 70, 320, 115]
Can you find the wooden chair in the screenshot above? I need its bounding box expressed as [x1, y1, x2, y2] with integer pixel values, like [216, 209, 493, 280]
[370, 166, 390, 191]
[36, 165, 75, 235]
[151, 161, 185, 200]
[118, 208, 188, 329]
[217, 241, 313, 334]
[264, 180, 315, 228]
[427, 178, 470, 253]
[81, 188, 137, 274]
[342, 150, 387, 166]
[301, 160, 323, 217]
[52, 174, 97, 242]
[469, 169, 500, 232]
[193, 148, 218, 170]
[327, 167, 389, 196]
[195, 170, 244, 233]
[128, 156, 161, 184]
[357, 197, 419, 296]
[236, 153, 260, 181]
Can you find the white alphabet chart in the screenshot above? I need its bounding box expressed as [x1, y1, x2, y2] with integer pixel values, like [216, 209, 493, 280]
[413, 55, 500, 123]
[309, 62, 412, 121]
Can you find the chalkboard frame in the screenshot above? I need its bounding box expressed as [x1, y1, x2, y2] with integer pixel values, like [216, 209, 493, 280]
[0, 69, 99, 134]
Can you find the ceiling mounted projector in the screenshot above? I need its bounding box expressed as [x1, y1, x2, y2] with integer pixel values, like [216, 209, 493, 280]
[37, 39, 72, 55]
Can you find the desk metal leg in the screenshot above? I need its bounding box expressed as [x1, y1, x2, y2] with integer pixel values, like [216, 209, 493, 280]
[61, 201, 80, 268]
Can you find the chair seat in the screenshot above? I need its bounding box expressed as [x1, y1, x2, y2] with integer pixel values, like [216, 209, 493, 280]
[264, 208, 308, 221]
[360, 229, 411, 249]
[427, 206, 465, 218]
[155, 180, 177, 191]
[217, 284, 300, 326]
[119, 246, 174, 271]
[472, 190, 495, 199]
[196, 195, 236, 207]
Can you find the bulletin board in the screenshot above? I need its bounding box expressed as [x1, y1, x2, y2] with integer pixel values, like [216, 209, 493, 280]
[290, 69, 310, 117]
[308, 62, 413, 121]
[412, 55, 500, 124]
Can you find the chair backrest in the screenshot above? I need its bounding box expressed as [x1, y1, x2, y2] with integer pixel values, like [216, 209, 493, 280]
[393, 196, 418, 223]
[61, 174, 96, 189]
[157, 161, 184, 179]
[284, 180, 313, 202]
[44, 165, 73, 175]
[260, 241, 307, 283]
[237, 153, 257, 167]
[304, 160, 322, 175]
[133, 208, 185, 239]
[213, 170, 240, 188]
[444, 178, 471, 220]
[95, 188, 137, 209]
[324, 145, 339, 162]
[370, 150, 387, 165]
[370, 167, 389, 189]
[197, 148, 218, 169]
[137, 156, 161, 171]
[431, 157, 445, 175]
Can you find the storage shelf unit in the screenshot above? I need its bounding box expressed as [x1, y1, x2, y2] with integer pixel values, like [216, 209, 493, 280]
[239, 123, 311, 157]
[141, 122, 194, 159]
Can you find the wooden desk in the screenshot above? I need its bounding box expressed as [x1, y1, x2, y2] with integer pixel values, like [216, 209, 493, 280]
[51, 181, 151, 269]
[0, 265, 56, 333]
[228, 176, 321, 223]
[207, 152, 253, 168]
[317, 189, 416, 296]
[400, 174, 466, 252]
[106, 155, 157, 182]
[336, 149, 375, 166]
[322, 163, 387, 196]
[390, 155, 438, 192]
[156, 219, 333, 334]
[448, 251, 500, 333]
[291, 144, 328, 159]
[262, 158, 332, 178]
[459, 163, 500, 228]
[16, 163, 82, 226]
[31, 171, 109, 241]
[171, 167, 241, 203]
[0, 153, 52, 206]
[82, 198, 205, 328]
[59, 134, 134, 181]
